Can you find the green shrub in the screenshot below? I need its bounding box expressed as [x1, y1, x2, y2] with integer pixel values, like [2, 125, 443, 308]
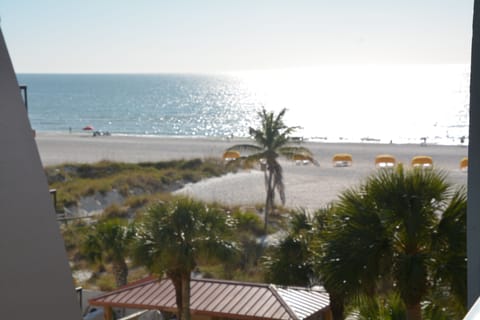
[124, 195, 150, 209]
[158, 176, 170, 185]
[138, 160, 179, 170]
[102, 204, 129, 219]
[96, 273, 116, 291]
[233, 210, 263, 235]
[201, 160, 225, 176]
[180, 158, 203, 170]
[181, 172, 201, 182]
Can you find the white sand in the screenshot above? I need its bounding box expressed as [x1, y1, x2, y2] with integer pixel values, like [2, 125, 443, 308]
[36, 132, 468, 210]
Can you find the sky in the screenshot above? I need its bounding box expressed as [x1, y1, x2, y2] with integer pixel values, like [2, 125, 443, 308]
[0, 0, 475, 73]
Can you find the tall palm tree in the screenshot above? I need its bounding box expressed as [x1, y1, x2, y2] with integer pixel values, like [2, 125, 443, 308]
[82, 218, 134, 288]
[320, 165, 467, 320]
[226, 108, 316, 233]
[133, 198, 236, 320]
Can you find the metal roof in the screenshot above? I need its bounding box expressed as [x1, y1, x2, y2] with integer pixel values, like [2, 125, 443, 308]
[89, 278, 330, 320]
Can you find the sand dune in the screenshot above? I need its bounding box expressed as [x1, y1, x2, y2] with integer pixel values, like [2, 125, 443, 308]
[36, 132, 468, 210]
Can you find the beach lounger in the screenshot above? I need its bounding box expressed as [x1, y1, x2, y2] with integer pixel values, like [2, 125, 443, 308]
[411, 155, 433, 168]
[375, 154, 396, 168]
[223, 150, 241, 161]
[332, 153, 353, 167]
[460, 157, 468, 171]
[292, 154, 311, 165]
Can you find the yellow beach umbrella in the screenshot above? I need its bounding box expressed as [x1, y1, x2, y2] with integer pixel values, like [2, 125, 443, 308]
[332, 153, 353, 167]
[375, 154, 396, 168]
[222, 150, 241, 161]
[460, 157, 468, 171]
[292, 154, 312, 165]
[411, 155, 433, 168]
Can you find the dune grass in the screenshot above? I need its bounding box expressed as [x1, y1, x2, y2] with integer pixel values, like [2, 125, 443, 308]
[49, 158, 293, 289]
[45, 158, 235, 208]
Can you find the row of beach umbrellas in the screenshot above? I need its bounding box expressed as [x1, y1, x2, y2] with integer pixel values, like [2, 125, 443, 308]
[223, 151, 468, 170]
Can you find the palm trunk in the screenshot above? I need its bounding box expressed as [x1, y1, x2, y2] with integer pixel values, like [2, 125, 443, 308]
[168, 271, 183, 320]
[329, 293, 345, 320]
[112, 259, 128, 288]
[180, 273, 192, 320]
[406, 303, 422, 320]
[112, 259, 128, 317]
[264, 168, 274, 234]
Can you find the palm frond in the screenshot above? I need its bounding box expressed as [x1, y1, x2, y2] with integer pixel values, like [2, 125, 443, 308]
[431, 186, 467, 310]
[278, 146, 319, 165]
[321, 165, 461, 313]
[278, 146, 312, 156]
[225, 144, 263, 154]
[134, 198, 236, 276]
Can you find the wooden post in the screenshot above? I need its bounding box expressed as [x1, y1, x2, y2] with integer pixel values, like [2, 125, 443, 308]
[324, 308, 334, 320]
[104, 306, 114, 320]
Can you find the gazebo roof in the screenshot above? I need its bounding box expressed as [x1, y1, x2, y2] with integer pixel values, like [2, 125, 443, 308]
[89, 277, 330, 320]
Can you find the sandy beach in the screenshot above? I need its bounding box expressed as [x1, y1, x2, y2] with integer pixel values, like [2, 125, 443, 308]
[35, 132, 469, 210]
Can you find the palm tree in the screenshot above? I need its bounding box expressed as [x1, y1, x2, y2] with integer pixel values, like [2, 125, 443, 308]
[226, 108, 316, 233]
[82, 218, 134, 288]
[355, 293, 406, 320]
[320, 165, 467, 320]
[133, 198, 236, 320]
[430, 187, 467, 315]
[264, 210, 315, 286]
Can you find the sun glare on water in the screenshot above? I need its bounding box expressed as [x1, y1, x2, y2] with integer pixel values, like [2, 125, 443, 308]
[231, 64, 469, 143]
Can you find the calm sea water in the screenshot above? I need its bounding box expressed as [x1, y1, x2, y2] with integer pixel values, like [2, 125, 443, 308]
[17, 64, 471, 145]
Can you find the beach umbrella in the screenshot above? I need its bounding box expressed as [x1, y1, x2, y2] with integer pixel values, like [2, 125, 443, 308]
[375, 154, 396, 168]
[332, 153, 353, 167]
[83, 125, 94, 131]
[222, 150, 240, 161]
[411, 155, 433, 168]
[460, 157, 468, 171]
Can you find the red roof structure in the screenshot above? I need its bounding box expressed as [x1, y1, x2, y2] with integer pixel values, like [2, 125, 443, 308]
[89, 277, 331, 320]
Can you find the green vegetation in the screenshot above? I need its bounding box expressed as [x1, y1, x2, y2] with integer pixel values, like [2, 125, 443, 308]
[226, 107, 316, 233]
[133, 197, 237, 320]
[49, 158, 467, 320]
[232, 209, 264, 236]
[262, 166, 467, 320]
[82, 218, 134, 288]
[263, 210, 316, 286]
[320, 166, 466, 320]
[48, 159, 284, 293]
[46, 158, 233, 209]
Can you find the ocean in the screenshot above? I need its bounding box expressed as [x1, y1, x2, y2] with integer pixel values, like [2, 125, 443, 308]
[17, 64, 471, 145]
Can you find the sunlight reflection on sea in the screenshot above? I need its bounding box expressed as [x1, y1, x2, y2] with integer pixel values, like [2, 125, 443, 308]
[19, 64, 470, 145]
